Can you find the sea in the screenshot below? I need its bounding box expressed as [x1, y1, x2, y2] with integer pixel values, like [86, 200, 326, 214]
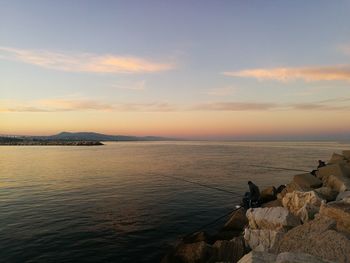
[1, 141, 350, 262]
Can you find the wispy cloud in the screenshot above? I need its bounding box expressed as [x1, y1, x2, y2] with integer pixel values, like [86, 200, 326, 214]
[223, 65, 350, 82]
[2, 97, 350, 113]
[191, 102, 278, 111]
[0, 46, 174, 74]
[113, 80, 146, 91]
[203, 86, 236, 96]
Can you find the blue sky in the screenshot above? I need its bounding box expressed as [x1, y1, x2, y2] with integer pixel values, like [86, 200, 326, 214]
[1, 1, 350, 138]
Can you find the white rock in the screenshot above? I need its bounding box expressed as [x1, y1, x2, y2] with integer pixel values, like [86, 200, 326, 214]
[237, 251, 277, 263]
[244, 228, 285, 252]
[282, 191, 323, 222]
[246, 207, 300, 231]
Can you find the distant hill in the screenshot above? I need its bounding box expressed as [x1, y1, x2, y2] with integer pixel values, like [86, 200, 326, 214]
[32, 132, 178, 141]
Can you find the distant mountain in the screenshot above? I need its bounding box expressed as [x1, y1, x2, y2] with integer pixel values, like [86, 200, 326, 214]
[33, 132, 178, 141]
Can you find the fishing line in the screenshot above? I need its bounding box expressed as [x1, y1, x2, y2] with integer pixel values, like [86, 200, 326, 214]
[163, 174, 243, 198]
[248, 164, 310, 173]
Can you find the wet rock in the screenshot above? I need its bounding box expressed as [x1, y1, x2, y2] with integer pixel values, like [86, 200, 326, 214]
[162, 241, 213, 263]
[319, 201, 350, 235]
[212, 230, 242, 242]
[223, 207, 248, 231]
[246, 207, 300, 231]
[336, 191, 350, 203]
[282, 191, 323, 222]
[260, 186, 277, 202]
[237, 251, 277, 263]
[274, 215, 350, 263]
[261, 199, 282, 208]
[182, 231, 210, 244]
[328, 152, 348, 165]
[208, 236, 248, 263]
[293, 173, 322, 189]
[314, 187, 338, 202]
[244, 228, 285, 252]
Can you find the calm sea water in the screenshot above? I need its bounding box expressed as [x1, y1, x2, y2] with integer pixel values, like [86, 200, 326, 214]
[1, 141, 350, 262]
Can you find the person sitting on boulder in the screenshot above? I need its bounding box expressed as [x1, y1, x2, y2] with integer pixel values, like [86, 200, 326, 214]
[242, 181, 261, 209]
[317, 160, 326, 168]
[311, 159, 327, 176]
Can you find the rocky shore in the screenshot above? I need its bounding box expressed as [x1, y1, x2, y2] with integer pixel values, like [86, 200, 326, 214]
[161, 150, 350, 263]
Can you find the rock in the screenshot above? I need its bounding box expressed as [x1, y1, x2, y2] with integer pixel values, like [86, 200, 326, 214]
[319, 201, 350, 235]
[237, 251, 335, 263]
[314, 187, 338, 202]
[336, 191, 350, 203]
[182, 231, 210, 244]
[282, 191, 323, 222]
[317, 163, 350, 180]
[237, 251, 277, 263]
[260, 186, 277, 202]
[328, 152, 347, 165]
[244, 228, 285, 252]
[246, 207, 300, 231]
[343, 150, 350, 160]
[275, 252, 336, 263]
[293, 173, 322, 189]
[261, 199, 282, 208]
[277, 182, 311, 201]
[164, 241, 213, 263]
[223, 207, 248, 231]
[322, 174, 350, 192]
[274, 215, 350, 263]
[208, 236, 247, 263]
[212, 230, 242, 242]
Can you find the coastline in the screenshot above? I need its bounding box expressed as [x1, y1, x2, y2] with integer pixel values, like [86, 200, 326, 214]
[161, 150, 350, 263]
[0, 141, 104, 146]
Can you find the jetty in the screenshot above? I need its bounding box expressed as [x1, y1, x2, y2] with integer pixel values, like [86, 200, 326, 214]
[161, 150, 350, 263]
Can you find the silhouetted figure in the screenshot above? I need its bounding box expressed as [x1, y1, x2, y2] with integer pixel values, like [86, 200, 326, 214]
[242, 181, 261, 209]
[317, 160, 326, 168]
[311, 160, 327, 176]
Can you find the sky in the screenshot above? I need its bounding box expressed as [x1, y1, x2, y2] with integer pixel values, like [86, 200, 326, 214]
[1, 0, 350, 139]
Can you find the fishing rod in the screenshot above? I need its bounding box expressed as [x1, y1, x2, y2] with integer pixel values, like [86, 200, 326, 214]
[248, 164, 310, 173]
[183, 205, 242, 239]
[163, 174, 243, 198]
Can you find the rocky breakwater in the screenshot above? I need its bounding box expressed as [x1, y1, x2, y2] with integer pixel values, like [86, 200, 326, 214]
[161, 150, 350, 263]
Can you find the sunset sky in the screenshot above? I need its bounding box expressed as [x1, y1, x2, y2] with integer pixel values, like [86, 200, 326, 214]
[1, 1, 350, 139]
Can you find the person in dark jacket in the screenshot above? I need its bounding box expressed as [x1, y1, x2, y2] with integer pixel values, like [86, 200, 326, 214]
[317, 160, 326, 168]
[242, 181, 261, 208]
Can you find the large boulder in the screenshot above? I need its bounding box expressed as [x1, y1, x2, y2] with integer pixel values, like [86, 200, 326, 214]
[261, 199, 282, 208]
[336, 191, 350, 203]
[319, 201, 350, 235]
[343, 150, 350, 160]
[282, 191, 323, 222]
[275, 252, 336, 263]
[182, 231, 211, 244]
[208, 236, 247, 263]
[328, 152, 348, 165]
[162, 241, 213, 263]
[314, 187, 338, 202]
[244, 228, 284, 252]
[273, 215, 350, 263]
[237, 251, 277, 263]
[317, 163, 350, 192]
[237, 251, 334, 263]
[246, 207, 300, 231]
[293, 173, 322, 189]
[260, 186, 277, 202]
[277, 182, 311, 201]
[223, 207, 248, 231]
